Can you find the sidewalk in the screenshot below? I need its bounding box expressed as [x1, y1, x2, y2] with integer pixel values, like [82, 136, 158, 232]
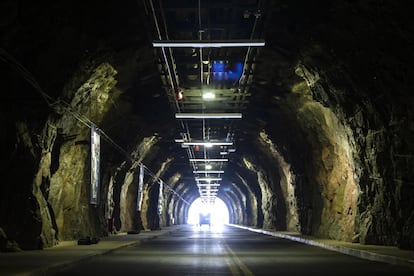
[0, 226, 182, 276]
[1, 224, 413, 275]
[231, 224, 414, 270]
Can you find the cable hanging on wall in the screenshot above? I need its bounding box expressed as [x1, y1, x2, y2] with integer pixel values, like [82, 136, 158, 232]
[0, 47, 189, 206]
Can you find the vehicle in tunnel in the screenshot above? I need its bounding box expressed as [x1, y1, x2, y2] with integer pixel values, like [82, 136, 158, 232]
[187, 197, 230, 227]
[199, 213, 211, 226]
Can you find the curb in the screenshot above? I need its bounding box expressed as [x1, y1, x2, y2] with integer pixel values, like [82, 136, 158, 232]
[25, 227, 180, 276]
[230, 224, 414, 269]
[26, 240, 141, 276]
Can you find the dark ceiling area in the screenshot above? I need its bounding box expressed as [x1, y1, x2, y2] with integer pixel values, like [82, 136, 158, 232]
[0, 0, 413, 252]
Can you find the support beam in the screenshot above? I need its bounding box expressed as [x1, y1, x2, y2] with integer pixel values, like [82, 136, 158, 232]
[153, 39, 265, 48]
[176, 113, 242, 119]
[183, 142, 233, 146]
[193, 171, 224, 174]
[189, 159, 228, 162]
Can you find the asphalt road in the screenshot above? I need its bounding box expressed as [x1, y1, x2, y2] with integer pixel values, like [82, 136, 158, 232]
[53, 225, 413, 276]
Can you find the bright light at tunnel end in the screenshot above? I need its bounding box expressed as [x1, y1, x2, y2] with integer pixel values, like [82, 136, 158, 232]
[187, 197, 229, 231]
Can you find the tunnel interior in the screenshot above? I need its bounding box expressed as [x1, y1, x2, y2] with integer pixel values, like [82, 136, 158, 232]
[0, 0, 413, 251]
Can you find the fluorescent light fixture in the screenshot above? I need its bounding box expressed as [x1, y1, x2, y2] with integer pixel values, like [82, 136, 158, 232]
[193, 170, 224, 174]
[228, 148, 236, 152]
[196, 178, 222, 181]
[200, 190, 218, 193]
[153, 39, 265, 48]
[205, 164, 212, 170]
[176, 113, 242, 119]
[199, 189, 219, 192]
[202, 92, 215, 99]
[220, 151, 229, 155]
[174, 139, 184, 143]
[183, 142, 233, 146]
[190, 159, 228, 162]
[197, 183, 220, 186]
[200, 186, 219, 191]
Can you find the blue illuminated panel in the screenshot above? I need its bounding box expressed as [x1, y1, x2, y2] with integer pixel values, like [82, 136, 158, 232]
[212, 61, 243, 81]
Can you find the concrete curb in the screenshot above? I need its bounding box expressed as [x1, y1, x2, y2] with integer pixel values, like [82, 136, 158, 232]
[25, 228, 179, 276]
[26, 241, 141, 276]
[230, 224, 414, 269]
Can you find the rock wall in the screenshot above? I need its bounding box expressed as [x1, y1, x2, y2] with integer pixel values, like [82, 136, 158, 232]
[45, 62, 118, 242]
[293, 47, 413, 247]
[117, 136, 158, 232]
[258, 130, 300, 232]
[242, 157, 278, 229]
[285, 69, 360, 241]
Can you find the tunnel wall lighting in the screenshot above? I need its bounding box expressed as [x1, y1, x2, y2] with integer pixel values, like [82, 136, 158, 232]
[153, 39, 265, 48]
[193, 171, 224, 174]
[190, 159, 228, 162]
[176, 113, 242, 119]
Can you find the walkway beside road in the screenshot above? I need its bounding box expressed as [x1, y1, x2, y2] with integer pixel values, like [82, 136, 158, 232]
[0, 226, 182, 276]
[232, 224, 414, 269]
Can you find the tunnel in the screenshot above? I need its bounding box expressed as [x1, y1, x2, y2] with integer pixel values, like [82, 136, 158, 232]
[0, 0, 413, 253]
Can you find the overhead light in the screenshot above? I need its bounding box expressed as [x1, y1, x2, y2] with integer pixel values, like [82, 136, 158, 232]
[182, 142, 233, 146]
[153, 39, 265, 48]
[228, 148, 236, 152]
[193, 170, 224, 174]
[205, 164, 212, 170]
[190, 159, 228, 162]
[199, 188, 219, 192]
[197, 183, 220, 186]
[175, 113, 242, 119]
[220, 151, 229, 155]
[202, 92, 215, 99]
[196, 178, 222, 181]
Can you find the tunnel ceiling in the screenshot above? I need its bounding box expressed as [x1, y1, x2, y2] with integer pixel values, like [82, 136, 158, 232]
[1, 0, 414, 250]
[149, 0, 266, 204]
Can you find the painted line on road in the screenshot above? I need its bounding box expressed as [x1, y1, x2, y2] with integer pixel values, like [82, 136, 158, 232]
[221, 240, 254, 276]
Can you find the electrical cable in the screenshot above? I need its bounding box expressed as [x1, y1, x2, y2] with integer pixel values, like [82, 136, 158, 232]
[1, 47, 189, 206]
